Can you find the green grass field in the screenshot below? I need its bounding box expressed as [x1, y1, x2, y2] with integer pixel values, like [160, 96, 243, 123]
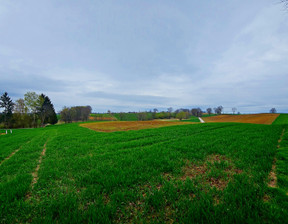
[272, 114, 288, 125]
[113, 113, 139, 121]
[181, 116, 200, 122]
[1, 122, 288, 223]
[91, 113, 140, 121]
[202, 114, 218, 117]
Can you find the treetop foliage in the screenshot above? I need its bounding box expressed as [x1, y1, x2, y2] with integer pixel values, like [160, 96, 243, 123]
[0, 91, 58, 128]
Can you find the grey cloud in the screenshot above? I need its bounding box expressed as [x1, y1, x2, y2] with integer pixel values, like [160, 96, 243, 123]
[0, 69, 68, 97]
[0, 0, 287, 113]
[83, 91, 170, 105]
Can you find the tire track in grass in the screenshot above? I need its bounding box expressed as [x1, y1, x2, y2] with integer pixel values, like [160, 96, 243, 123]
[31, 142, 47, 188]
[26, 139, 48, 200]
[268, 128, 285, 188]
[0, 140, 31, 166]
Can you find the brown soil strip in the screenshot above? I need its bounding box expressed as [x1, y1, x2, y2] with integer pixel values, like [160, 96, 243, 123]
[0, 141, 31, 166]
[277, 128, 285, 148]
[268, 128, 285, 188]
[202, 113, 279, 125]
[26, 141, 48, 200]
[80, 121, 196, 132]
[268, 160, 277, 188]
[263, 194, 270, 202]
[31, 142, 47, 189]
[26, 142, 47, 200]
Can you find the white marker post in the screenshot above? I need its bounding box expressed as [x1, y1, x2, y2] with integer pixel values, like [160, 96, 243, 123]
[199, 117, 205, 123]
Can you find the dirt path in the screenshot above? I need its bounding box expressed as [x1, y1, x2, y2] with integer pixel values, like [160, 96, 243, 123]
[26, 141, 48, 200]
[268, 128, 285, 188]
[31, 142, 47, 189]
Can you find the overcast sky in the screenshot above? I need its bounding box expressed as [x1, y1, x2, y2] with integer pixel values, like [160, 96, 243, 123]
[0, 0, 287, 113]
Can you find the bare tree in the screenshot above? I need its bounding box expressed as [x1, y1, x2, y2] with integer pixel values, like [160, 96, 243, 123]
[232, 107, 237, 114]
[137, 112, 148, 121]
[167, 107, 173, 113]
[60, 106, 92, 123]
[214, 106, 223, 115]
[270, 108, 277, 113]
[206, 108, 212, 115]
[60, 107, 72, 123]
[191, 108, 202, 117]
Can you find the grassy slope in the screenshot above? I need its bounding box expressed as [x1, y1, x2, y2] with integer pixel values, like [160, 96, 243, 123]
[202, 114, 218, 117]
[272, 114, 288, 125]
[267, 112, 288, 221]
[181, 116, 200, 122]
[265, 124, 288, 222]
[0, 123, 287, 223]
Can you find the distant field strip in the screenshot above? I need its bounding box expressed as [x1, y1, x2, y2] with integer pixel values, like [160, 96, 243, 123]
[80, 120, 196, 132]
[202, 113, 279, 124]
[272, 114, 288, 125]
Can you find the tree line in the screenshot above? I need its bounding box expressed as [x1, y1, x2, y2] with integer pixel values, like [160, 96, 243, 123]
[60, 106, 92, 123]
[115, 106, 225, 121]
[0, 92, 57, 128]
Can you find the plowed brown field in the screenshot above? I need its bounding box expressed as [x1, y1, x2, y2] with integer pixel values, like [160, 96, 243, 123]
[202, 113, 279, 125]
[80, 121, 195, 132]
[89, 116, 117, 121]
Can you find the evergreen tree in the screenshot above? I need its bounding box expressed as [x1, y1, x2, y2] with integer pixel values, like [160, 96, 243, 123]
[44, 96, 58, 125]
[39, 94, 58, 126]
[0, 92, 14, 127]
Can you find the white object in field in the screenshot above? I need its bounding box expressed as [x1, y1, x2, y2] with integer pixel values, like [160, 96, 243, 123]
[10, 129, 12, 134]
[6, 130, 7, 134]
[199, 117, 205, 123]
